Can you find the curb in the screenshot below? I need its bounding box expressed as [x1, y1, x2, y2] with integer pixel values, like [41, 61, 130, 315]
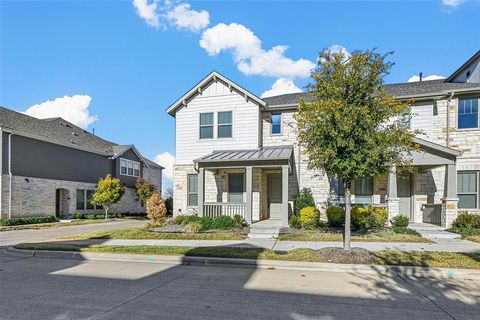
[8, 247, 480, 277]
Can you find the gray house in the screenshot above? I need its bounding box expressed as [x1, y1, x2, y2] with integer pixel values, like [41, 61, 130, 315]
[0, 107, 163, 218]
[168, 50, 480, 229]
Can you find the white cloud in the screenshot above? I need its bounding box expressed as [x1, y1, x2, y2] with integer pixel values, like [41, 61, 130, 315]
[154, 151, 175, 195]
[166, 3, 209, 32]
[407, 74, 445, 82]
[442, 0, 463, 8]
[132, 0, 160, 28]
[326, 44, 351, 60]
[199, 23, 315, 78]
[261, 78, 302, 98]
[24, 95, 97, 129]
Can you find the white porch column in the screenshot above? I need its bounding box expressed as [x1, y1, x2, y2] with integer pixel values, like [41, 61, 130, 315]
[387, 166, 399, 221]
[441, 163, 458, 228]
[245, 166, 253, 225]
[197, 167, 204, 217]
[281, 165, 289, 227]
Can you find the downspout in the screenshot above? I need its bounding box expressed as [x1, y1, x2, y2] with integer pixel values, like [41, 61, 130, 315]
[8, 132, 13, 219]
[446, 91, 455, 147]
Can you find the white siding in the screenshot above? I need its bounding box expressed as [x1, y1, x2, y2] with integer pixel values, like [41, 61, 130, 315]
[175, 81, 261, 164]
[411, 102, 433, 140]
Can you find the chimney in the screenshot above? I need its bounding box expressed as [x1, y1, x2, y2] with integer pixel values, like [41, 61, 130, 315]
[92, 128, 95, 135]
[419, 72, 423, 82]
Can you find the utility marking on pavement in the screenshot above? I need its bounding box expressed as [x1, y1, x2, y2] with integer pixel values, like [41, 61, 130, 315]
[147, 255, 154, 262]
[445, 269, 456, 278]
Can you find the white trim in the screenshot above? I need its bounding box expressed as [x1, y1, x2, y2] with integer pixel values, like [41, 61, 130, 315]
[120, 158, 141, 177]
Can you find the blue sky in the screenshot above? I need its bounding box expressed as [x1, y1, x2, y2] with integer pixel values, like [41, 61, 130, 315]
[1, 0, 479, 187]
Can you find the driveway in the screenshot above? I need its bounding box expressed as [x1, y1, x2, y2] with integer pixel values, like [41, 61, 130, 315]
[1, 249, 479, 320]
[0, 219, 145, 246]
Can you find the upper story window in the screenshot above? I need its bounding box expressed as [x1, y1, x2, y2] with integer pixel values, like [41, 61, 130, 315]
[271, 113, 282, 135]
[218, 111, 232, 138]
[458, 97, 479, 129]
[120, 158, 140, 177]
[199, 112, 214, 139]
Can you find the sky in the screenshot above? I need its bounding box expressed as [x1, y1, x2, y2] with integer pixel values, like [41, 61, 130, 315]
[1, 0, 479, 191]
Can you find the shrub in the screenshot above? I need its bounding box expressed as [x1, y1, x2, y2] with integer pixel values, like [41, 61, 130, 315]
[146, 192, 167, 222]
[351, 206, 369, 230]
[294, 188, 316, 214]
[233, 214, 247, 227]
[392, 226, 420, 236]
[326, 206, 345, 227]
[74, 213, 84, 219]
[453, 212, 480, 229]
[210, 216, 238, 230]
[0, 215, 56, 226]
[392, 215, 409, 228]
[173, 215, 187, 225]
[367, 206, 388, 229]
[184, 221, 202, 233]
[288, 215, 302, 229]
[299, 207, 320, 229]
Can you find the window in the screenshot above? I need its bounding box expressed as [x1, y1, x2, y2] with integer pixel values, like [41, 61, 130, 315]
[120, 158, 140, 177]
[228, 174, 244, 203]
[458, 171, 478, 209]
[271, 113, 282, 134]
[76, 189, 85, 210]
[458, 97, 479, 129]
[218, 111, 232, 138]
[187, 174, 198, 206]
[86, 190, 95, 210]
[338, 177, 373, 205]
[199, 112, 214, 139]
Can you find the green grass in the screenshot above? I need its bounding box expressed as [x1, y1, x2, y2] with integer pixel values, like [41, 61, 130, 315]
[14, 242, 480, 269]
[0, 219, 131, 232]
[61, 226, 247, 240]
[278, 228, 429, 243]
[449, 227, 480, 243]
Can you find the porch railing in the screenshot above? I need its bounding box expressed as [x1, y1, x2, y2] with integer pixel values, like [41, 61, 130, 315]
[203, 202, 246, 218]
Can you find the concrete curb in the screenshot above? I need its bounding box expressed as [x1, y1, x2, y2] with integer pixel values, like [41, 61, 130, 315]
[9, 246, 480, 278]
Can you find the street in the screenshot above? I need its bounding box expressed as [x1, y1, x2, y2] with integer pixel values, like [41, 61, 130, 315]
[1, 248, 479, 320]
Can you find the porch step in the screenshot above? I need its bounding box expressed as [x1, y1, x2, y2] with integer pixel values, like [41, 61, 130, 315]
[409, 223, 460, 240]
[248, 219, 281, 239]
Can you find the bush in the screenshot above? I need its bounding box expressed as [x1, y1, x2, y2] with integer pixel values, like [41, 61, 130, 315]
[392, 215, 409, 228]
[294, 188, 316, 214]
[0, 215, 56, 226]
[392, 226, 420, 236]
[184, 221, 202, 233]
[146, 192, 167, 222]
[299, 207, 320, 229]
[366, 206, 388, 229]
[288, 215, 302, 229]
[453, 212, 480, 229]
[326, 206, 345, 227]
[351, 206, 369, 230]
[233, 214, 247, 227]
[74, 213, 84, 219]
[210, 216, 239, 230]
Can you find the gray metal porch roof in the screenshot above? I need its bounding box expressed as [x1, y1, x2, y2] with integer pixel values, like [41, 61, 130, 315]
[194, 145, 293, 165]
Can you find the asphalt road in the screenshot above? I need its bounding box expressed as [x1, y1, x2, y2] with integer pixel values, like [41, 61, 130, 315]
[1, 249, 479, 320]
[0, 220, 145, 246]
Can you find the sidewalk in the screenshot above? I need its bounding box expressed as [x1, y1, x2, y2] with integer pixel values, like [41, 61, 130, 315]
[65, 237, 480, 253]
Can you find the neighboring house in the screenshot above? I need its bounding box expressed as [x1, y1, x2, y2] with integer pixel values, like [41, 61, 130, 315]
[168, 51, 480, 228]
[0, 107, 163, 219]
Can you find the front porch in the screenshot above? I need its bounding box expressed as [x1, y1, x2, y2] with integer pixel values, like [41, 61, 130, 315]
[194, 146, 295, 227]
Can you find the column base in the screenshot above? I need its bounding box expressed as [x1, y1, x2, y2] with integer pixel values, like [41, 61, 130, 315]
[441, 197, 459, 228]
[386, 197, 400, 223]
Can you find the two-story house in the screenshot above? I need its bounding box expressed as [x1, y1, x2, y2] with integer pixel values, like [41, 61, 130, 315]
[168, 51, 480, 228]
[0, 107, 163, 219]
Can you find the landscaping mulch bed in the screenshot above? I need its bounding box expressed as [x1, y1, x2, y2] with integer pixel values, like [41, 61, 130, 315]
[316, 247, 375, 264]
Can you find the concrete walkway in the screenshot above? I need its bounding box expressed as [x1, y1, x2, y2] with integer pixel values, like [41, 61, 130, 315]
[66, 237, 480, 253]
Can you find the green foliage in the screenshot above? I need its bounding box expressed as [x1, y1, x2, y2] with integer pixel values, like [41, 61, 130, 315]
[294, 188, 316, 214]
[210, 216, 238, 230]
[135, 178, 157, 203]
[146, 192, 167, 222]
[392, 215, 409, 228]
[92, 174, 124, 218]
[173, 214, 242, 231]
[449, 227, 480, 236]
[288, 215, 302, 229]
[453, 212, 480, 229]
[299, 207, 320, 229]
[351, 206, 369, 229]
[326, 206, 345, 227]
[233, 214, 247, 227]
[0, 215, 55, 226]
[184, 221, 202, 234]
[392, 227, 420, 236]
[366, 206, 388, 229]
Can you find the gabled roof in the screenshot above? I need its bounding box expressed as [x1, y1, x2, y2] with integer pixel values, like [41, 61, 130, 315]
[166, 71, 267, 116]
[110, 144, 152, 168]
[413, 137, 461, 157]
[446, 50, 480, 82]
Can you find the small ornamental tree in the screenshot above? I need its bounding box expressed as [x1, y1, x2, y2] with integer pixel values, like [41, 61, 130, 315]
[146, 192, 167, 223]
[295, 49, 418, 250]
[92, 174, 124, 219]
[135, 178, 157, 203]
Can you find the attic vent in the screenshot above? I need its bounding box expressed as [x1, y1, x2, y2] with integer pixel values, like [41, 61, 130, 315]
[71, 131, 78, 136]
[466, 70, 471, 78]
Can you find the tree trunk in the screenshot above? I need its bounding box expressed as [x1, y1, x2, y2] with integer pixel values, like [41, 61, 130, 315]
[343, 180, 352, 250]
[104, 206, 109, 220]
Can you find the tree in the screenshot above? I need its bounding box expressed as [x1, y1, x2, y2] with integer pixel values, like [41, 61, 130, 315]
[92, 174, 124, 219]
[295, 49, 418, 250]
[135, 178, 157, 203]
[146, 192, 167, 223]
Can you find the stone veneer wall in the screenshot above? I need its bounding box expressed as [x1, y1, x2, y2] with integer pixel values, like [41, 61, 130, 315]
[0, 174, 144, 219]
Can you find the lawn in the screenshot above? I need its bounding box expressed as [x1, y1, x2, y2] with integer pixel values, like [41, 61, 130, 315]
[449, 227, 480, 243]
[61, 226, 247, 240]
[0, 218, 133, 232]
[277, 228, 430, 243]
[14, 242, 480, 269]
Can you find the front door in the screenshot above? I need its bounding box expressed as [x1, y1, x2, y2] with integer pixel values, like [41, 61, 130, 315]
[397, 171, 413, 221]
[268, 173, 282, 219]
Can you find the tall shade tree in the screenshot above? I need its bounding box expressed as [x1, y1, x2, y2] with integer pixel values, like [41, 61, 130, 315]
[92, 174, 124, 219]
[295, 49, 418, 250]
